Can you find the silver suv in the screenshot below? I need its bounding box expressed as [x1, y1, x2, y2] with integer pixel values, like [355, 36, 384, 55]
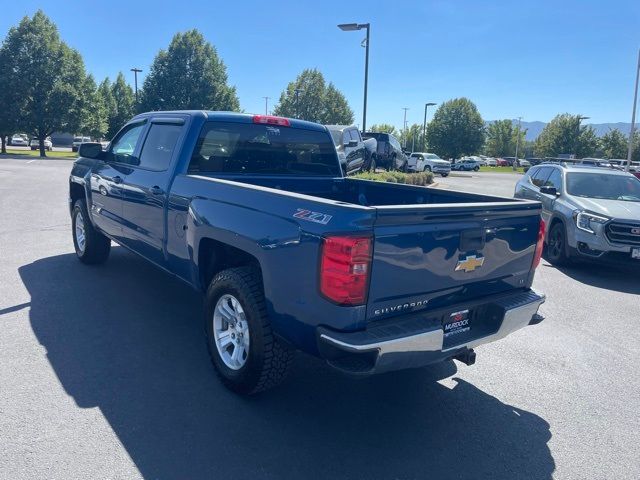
[514, 163, 640, 265]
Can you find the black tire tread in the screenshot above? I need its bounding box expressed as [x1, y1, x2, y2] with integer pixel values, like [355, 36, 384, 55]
[73, 199, 110, 264]
[206, 267, 293, 394]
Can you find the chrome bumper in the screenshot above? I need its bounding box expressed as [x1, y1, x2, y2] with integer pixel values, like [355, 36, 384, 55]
[318, 290, 545, 374]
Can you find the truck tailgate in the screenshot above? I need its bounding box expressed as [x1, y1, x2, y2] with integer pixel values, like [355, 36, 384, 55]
[367, 202, 541, 321]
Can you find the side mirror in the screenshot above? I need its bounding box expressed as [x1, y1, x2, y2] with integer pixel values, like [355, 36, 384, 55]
[78, 142, 104, 159]
[540, 185, 559, 196]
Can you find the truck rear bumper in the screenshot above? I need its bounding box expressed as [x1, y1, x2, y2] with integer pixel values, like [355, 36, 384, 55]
[317, 289, 545, 375]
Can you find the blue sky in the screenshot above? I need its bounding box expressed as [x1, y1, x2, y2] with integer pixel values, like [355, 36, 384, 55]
[2, 0, 639, 129]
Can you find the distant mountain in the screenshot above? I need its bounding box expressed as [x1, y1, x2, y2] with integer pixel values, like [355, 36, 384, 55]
[486, 120, 633, 141]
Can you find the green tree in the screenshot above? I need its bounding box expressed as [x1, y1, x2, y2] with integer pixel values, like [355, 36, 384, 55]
[633, 131, 640, 163]
[79, 74, 108, 140]
[369, 124, 398, 135]
[485, 119, 527, 157]
[140, 29, 239, 112]
[1, 11, 87, 157]
[0, 44, 20, 154]
[97, 78, 116, 138]
[399, 124, 425, 151]
[273, 69, 354, 124]
[426, 98, 485, 159]
[534, 114, 598, 158]
[107, 73, 135, 138]
[2, 12, 87, 156]
[599, 129, 628, 159]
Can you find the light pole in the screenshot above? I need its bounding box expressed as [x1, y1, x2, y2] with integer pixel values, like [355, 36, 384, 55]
[576, 115, 590, 158]
[130, 68, 142, 103]
[423, 102, 436, 151]
[294, 88, 304, 118]
[338, 23, 370, 132]
[402, 107, 409, 149]
[514, 117, 522, 171]
[262, 96, 270, 115]
[626, 48, 640, 172]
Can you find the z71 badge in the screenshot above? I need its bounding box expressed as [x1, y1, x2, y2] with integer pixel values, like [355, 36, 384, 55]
[293, 208, 332, 225]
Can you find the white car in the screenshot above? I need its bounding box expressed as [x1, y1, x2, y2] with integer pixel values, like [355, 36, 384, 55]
[72, 136, 91, 152]
[485, 158, 498, 167]
[517, 159, 531, 167]
[468, 155, 487, 166]
[30, 137, 53, 151]
[408, 152, 451, 177]
[10, 134, 29, 147]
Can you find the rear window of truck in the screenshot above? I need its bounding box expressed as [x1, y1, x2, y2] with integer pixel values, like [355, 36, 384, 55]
[189, 122, 340, 176]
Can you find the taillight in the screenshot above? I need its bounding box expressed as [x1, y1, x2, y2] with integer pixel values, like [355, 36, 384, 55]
[320, 235, 372, 306]
[252, 115, 290, 127]
[532, 218, 546, 269]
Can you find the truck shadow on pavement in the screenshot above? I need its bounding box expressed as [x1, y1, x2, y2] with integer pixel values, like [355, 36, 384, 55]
[20, 248, 555, 480]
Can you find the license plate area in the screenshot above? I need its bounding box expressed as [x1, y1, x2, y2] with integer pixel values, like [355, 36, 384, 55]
[632, 248, 640, 260]
[442, 304, 503, 349]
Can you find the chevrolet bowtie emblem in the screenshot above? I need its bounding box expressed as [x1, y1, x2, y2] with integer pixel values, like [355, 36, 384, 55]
[455, 255, 485, 272]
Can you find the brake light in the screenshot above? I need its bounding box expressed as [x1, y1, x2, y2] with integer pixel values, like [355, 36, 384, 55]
[532, 218, 546, 269]
[252, 115, 290, 127]
[320, 235, 372, 306]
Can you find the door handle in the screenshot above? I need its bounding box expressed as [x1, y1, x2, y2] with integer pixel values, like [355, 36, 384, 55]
[535, 194, 542, 200]
[149, 186, 164, 195]
[111, 175, 123, 184]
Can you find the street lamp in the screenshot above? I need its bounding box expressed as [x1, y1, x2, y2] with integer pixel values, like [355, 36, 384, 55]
[514, 117, 522, 171]
[338, 22, 370, 132]
[423, 102, 436, 151]
[294, 88, 304, 117]
[626, 48, 640, 172]
[262, 96, 270, 115]
[130, 68, 142, 103]
[576, 115, 590, 158]
[402, 107, 409, 149]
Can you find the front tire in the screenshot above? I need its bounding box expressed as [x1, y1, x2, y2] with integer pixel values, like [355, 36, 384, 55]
[473, 166, 480, 171]
[546, 222, 571, 266]
[441, 173, 449, 177]
[424, 165, 432, 172]
[205, 267, 293, 394]
[72, 199, 111, 264]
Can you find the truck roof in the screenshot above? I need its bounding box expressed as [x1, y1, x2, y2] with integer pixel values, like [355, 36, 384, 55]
[131, 110, 328, 132]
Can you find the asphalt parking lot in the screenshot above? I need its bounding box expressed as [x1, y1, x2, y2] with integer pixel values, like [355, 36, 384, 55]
[1, 158, 639, 480]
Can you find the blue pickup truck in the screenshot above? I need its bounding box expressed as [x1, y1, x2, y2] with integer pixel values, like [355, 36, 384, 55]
[69, 111, 546, 394]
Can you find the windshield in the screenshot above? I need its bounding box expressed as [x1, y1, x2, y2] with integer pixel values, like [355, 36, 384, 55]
[566, 172, 640, 201]
[189, 121, 341, 176]
[426, 154, 442, 160]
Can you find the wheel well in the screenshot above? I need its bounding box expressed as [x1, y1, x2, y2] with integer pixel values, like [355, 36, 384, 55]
[70, 182, 84, 205]
[198, 238, 261, 291]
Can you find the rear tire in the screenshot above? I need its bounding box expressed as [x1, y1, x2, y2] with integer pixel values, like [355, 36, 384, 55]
[546, 222, 571, 266]
[72, 199, 111, 264]
[441, 173, 449, 177]
[205, 267, 293, 394]
[473, 166, 480, 172]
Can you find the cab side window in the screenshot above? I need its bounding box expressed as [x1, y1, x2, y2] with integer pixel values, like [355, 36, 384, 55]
[544, 169, 563, 192]
[137, 124, 183, 171]
[531, 167, 552, 187]
[107, 122, 146, 164]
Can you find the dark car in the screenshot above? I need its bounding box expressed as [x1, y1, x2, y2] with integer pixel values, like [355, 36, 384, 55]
[362, 132, 408, 171]
[326, 125, 366, 175]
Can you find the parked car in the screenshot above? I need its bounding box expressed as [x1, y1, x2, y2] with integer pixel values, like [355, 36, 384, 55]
[452, 158, 480, 171]
[69, 111, 546, 394]
[361, 132, 408, 171]
[496, 158, 509, 167]
[514, 163, 640, 265]
[468, 155, 486, 166]
[10, 134, 29, 147]
[30, 137, 53, 151]
[502, 156, 517, 166]
[72, 136, 91, 152]
[517, 159, 531, 167]
[526, 158, 545, 166]
[326, 125, 367, 175]
[485, 158, 498, 167]
[578, 158, 613, 168]
[408, 152, 451, 176]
